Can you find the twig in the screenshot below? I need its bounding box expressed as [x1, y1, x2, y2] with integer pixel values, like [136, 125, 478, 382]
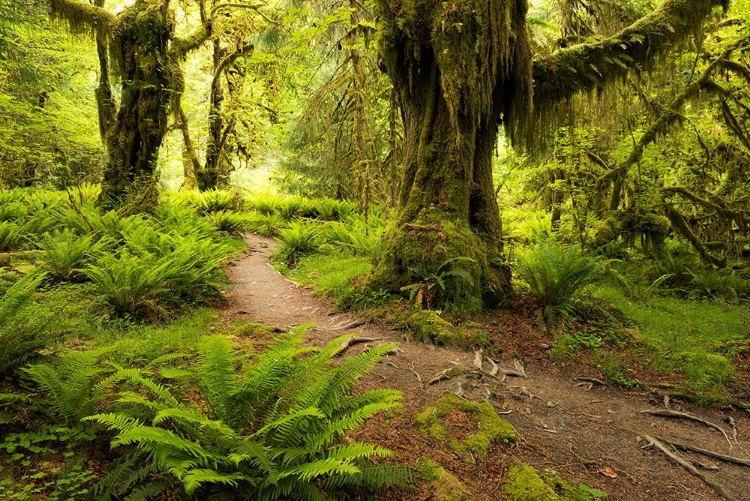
[641, 435, 743, 501]
[641, 409, 733, 447]
[409, 363, 424, 389]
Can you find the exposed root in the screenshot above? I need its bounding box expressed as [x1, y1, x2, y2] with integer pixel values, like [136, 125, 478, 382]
[503, 359, 527, 378]
[575, 376, 605, 390]
[473, 349, 483, 371]
[654, 437, 750, 468]
[724, 416, 738, 443]
[641, 409, 733, 447]
[334, 336, 382, 356]
[324, 320, 366, 331]
[641, 435, 743, 501]
[485, 356, 499, 377]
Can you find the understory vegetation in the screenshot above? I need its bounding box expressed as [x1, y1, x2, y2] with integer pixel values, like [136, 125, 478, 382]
[3, 0, 750, 498]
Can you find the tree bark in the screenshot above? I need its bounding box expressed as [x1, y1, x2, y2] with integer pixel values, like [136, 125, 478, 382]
[98, 0, 174, 213]
[370, 0, 728, 310]
[371, 0, 530, 310]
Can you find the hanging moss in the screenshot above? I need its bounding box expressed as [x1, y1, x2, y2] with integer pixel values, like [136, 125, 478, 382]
[532, 0, 729, 145]
[47, 0, 116, 37]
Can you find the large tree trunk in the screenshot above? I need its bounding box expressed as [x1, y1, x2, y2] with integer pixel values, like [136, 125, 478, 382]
[369, 0, 531, 310]
[98, 0, 174, 213]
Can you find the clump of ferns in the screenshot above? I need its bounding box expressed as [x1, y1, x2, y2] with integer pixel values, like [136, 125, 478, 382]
[85, 330, 411, 500]
[400, 256, 477, 310]
[517, 240, 606, 327]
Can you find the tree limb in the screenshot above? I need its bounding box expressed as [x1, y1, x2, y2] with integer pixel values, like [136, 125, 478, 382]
[47, 0, 115, 34]
[533, 0, 728, 110]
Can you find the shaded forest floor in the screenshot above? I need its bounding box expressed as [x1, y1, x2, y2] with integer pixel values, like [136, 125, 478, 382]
[220, 234, 750, 501]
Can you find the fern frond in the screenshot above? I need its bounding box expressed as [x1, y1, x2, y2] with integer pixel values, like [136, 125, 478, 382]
[277, 458, 360, 482]
[197, 336, 240, 424]
[182, 469, 251, 495]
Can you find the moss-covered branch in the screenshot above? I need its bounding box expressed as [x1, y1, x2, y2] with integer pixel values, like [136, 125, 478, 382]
[171, 25, 211, 58]
[47, 0, 115, 35]
[532, 0, 729, 111]
[595, 43, 737, 210]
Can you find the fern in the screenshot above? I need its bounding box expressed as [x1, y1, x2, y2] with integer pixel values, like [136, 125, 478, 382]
[22, 349, 116, 425]
[38, 228, 109, 282]
[519, 241, 602, 308]
[0, 272, 50, 378]
[87, 331, 409, 499]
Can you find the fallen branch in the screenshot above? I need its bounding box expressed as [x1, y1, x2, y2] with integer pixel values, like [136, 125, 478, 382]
[334, 336, 382, 356]
[641, 409, 732, 447]
[641, 435, 742, 501]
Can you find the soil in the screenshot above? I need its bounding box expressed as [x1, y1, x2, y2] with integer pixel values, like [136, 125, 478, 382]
[221, 234, 750, 501]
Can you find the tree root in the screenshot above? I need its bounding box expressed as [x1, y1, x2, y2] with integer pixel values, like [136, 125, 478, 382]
[641, 409, 733, 447]
[575, 376, 606, 390]
[653, 436, 750, 468]
[641, 435, 743, 501]
[334, 336, 382, 356]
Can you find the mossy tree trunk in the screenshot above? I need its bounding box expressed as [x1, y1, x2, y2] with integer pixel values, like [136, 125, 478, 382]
[99, 0, 174, 213]
[370, 0, 532, 309]
[371, 0, 728, 310]
[47, 0, 211, 212]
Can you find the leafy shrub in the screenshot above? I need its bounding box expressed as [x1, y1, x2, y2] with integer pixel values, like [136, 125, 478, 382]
[518, 241, 602, 309]
[275, 221, 320, 266]
[0, 273, 50, 378]
[87, 332, 411, 500]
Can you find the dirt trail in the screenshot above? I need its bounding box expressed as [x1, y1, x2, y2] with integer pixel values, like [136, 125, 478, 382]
[222, 234, 750, 501]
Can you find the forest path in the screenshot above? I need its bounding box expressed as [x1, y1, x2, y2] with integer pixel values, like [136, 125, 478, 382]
[221, 233, 750, 501]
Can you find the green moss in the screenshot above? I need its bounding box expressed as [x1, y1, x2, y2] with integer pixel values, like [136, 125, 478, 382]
[406, 310, 462, 346]
[416, 393, 518, 462]
[503, 462, 560, 501]
[415, 459, 472, 501]
[368, 209, 511, 312]
[415, 458, 441, 482]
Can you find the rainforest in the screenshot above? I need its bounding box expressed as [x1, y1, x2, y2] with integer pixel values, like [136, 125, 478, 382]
[0, 0, 749, 499]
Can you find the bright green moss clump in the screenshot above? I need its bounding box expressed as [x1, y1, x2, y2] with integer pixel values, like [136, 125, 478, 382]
[415, 393, 518, 461]
[407, 310, 461, 346]
[503, 462, 560, 501]
[416, 459, 472, 501]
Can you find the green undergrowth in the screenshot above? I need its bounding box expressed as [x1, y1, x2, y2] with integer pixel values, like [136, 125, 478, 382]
[590, 285, 748, 401]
